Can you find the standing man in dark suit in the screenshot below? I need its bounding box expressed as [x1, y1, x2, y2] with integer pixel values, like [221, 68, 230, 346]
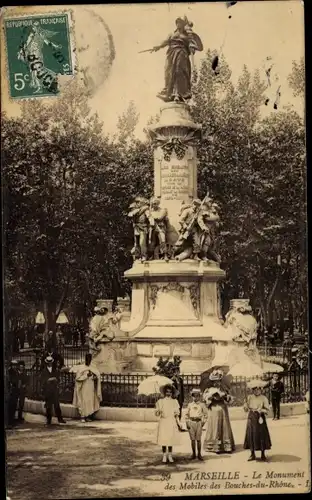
[270, 373, 285, 420]
[172, 366, 185, 424]
[16, 360, 28, 422]
[40, 355, 66, 425]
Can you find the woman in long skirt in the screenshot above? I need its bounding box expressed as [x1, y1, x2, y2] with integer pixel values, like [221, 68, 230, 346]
[203, 387, 235, 454]
[155, 384, 181, 463]
[243, 381, 272, 461]
[63, 353, 102, 422]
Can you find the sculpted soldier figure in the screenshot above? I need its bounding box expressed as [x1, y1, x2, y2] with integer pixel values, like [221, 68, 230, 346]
[128, 197, 150, 262]
[174, 194, 221, 262]
[176, 198, 202, 260]
[197, 200, 221, 263]
[148, 197, 169, 261]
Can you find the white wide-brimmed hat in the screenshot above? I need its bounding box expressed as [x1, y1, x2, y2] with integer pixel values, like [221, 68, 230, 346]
[247, 379, 268, 390]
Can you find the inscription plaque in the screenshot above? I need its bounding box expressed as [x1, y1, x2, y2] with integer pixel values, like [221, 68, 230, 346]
[160, 162, 190, 201]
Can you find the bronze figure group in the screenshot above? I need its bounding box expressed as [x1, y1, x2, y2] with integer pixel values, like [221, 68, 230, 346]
[128, 194, 220, 263]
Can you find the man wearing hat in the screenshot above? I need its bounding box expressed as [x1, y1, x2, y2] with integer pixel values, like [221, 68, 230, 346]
[40, 355, 66, 425]
[185, 388, 208, 460]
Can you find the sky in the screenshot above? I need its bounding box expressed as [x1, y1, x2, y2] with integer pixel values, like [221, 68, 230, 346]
[1, 1, 305, 139]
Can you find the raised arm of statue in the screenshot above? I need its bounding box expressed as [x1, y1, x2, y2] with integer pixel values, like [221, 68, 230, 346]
[152, 35, 171, 52]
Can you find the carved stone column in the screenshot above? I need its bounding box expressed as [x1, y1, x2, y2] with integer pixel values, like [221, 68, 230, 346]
[147, 102, 201, 244]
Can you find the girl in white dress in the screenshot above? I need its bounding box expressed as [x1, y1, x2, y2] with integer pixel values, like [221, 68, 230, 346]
[155, 384, 181, 463]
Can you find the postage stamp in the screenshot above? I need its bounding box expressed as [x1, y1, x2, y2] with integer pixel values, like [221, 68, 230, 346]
[3, 12, 75, 99]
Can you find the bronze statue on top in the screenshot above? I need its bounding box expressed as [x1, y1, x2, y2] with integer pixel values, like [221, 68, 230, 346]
[140, 16, 203, 103]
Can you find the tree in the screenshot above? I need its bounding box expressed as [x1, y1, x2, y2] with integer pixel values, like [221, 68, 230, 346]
[189, 50, 306, 335]
[115, 100, 140, 144]
[2, 83, 152, 332]
[288, 57, 305, 98]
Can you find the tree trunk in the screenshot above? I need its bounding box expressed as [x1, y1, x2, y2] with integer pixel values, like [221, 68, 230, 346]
[43, 299, 56, 336]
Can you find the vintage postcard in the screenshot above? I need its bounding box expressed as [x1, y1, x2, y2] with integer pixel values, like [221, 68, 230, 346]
[1, 1, 310, 499]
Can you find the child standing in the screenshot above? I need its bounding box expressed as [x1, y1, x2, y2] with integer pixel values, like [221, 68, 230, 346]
[185, 388, 208, 460]
[155, 384, 180, 463]
[243, 380, 272, 462]
[270, 373, 284, 420]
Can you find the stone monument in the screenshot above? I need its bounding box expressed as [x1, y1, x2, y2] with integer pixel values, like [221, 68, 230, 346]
[119, 16, 231, 373]
[91, 16, 282, 375]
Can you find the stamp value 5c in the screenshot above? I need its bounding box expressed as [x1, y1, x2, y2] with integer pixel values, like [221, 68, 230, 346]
[4, 12, 75, 99]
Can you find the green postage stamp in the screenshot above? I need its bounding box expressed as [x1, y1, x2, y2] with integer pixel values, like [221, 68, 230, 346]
[4, 12, 75, 99]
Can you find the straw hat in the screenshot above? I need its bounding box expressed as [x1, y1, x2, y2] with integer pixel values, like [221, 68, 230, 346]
[247, 379, 268, 390]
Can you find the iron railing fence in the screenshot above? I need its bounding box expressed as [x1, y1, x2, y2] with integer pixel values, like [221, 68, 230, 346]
[12, 345, 89, 369]
[24, 369, 309, 408]
[12, 345, 296, 369]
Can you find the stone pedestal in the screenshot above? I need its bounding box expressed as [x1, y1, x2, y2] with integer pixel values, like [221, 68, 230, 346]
[92, 338, 138, 374]
[124, 259, 232, 372]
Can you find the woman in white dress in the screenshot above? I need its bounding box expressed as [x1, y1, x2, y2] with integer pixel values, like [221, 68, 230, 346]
[155, 384, 181, 463]
[68, 353, 102, 422]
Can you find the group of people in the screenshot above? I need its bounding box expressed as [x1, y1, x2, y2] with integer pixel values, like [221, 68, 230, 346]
[8, 323, 88, 356]
[154, 370, 290, 464]
[7, 354, 309, 465]
[6, 352, 102, 427]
